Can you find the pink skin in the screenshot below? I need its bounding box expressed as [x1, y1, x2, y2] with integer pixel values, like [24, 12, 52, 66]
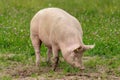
[30, 8, 95, 71]
[62, 46, 85, 70]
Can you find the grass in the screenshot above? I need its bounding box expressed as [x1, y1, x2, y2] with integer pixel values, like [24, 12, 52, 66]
[0, 0, 120, 79]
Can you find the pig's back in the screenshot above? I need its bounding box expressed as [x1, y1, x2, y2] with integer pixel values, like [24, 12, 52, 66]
[30, 8, 82, 47]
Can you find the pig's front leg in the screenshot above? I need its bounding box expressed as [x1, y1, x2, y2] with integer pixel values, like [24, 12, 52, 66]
[46, 48, 52, 65]
[79, 53, 85, 70]
[52, 45, 59, 71]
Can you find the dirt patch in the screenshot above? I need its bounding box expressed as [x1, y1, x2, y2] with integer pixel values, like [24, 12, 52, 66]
[5, 64, 120, 80]
[12, 73, 120, 80]
[5, 63, 51, 78]
[1, 55, 120, 80]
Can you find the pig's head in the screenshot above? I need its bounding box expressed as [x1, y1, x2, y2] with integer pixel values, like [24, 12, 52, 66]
[63, 44, 95, 70]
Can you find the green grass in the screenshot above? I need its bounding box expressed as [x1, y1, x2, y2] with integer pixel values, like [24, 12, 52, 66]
[0, 76, 12, 80]
[0, 0, 120, 79]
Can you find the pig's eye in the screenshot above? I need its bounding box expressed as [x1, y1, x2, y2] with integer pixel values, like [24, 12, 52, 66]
[78, 46, 82, 49]
[73, 47, 81, 53]
[74, 48, 80, 53]
[73, 46, 83, 53]
[73, 49, 79, 53]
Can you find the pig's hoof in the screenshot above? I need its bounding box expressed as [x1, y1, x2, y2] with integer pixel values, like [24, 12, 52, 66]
[80, 66, 85, 70]
[47, 61, 52, 67]
[36, 64, 40, 67]
[53, 67, 56, 71]
[52, 64, 57, 71]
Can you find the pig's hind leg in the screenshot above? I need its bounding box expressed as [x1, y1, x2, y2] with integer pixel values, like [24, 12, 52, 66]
[30, 34, 42, 67]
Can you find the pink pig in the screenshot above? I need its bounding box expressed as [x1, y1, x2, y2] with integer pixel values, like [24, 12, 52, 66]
[30, 8, 95, 71]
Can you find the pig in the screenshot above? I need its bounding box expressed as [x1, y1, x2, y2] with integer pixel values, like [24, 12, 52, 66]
[30, 8, 95, 71]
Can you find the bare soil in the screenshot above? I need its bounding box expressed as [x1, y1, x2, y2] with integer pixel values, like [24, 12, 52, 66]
[2, 64, 120, 80]
[0, 55, 120, 80]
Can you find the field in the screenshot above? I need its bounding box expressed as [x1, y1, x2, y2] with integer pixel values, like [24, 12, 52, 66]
[0, 0, 120, 80]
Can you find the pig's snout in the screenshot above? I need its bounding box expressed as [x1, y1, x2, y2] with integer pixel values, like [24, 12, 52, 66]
[73, 63, 85, 70]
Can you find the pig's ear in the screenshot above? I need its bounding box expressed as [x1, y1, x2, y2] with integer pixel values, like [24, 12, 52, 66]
[83, 44, 95, 51]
